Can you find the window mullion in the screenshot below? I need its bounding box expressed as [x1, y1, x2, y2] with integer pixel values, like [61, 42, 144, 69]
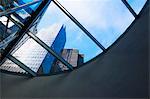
[52, 0, 106, 52]
[7, 54, 37, 77]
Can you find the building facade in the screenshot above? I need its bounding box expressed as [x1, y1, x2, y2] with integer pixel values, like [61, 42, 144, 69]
[0, 24, 66, 74]
[53, 49, 84, 72]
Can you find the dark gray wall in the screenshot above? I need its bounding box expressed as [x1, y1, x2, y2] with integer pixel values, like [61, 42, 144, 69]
[0, 2, 149, 99]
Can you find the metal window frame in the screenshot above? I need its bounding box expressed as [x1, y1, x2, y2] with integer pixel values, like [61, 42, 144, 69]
[0, 0, 47, 76]
[0, 0, 41, 17]
[52, 0, 106, 52]
[7, 54, 37, 76]
[1, 0, 73, 76]
[27, 32, 73, 70]
[0, 0, 145, 77]
[121, 0, 137, 18]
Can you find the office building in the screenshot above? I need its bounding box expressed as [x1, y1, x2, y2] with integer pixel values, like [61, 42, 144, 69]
[53, 49, 84, 72]
[0, 24, 66, 74]
[0, 0, 149, 98]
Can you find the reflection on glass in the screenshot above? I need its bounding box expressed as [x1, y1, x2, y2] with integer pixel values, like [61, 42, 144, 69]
[127, 0, 147, 14]
[0, 16, 19, 50]
[13, 2, 31, 19]
[16, 0, 41, 11]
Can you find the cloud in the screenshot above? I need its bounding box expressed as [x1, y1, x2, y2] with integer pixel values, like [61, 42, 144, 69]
[37, 0, 136, 61]
[57, 0, 134, 30]
[54, 0, 134, 48]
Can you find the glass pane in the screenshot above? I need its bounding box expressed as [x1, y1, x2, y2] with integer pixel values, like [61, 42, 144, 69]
[15, 0, 42, 11]
[0, 16, 19, 47]
[127, 0, 147, 14]
[13, 2, 31, 19]
[0, 0, 42, 59]
[57, 0, 134, 48]
[10, 36, 56, 74]
[0, 15, 20, 49]
[35, 2, 102, 71]
[0, 59, 26, 73]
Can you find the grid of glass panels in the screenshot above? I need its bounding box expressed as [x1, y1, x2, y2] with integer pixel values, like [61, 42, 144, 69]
[0, 0, 42, 51]
[0, 0, 148, 76]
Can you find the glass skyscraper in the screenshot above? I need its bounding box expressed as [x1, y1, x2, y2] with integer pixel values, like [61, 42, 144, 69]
[0, 0, 146, 76]
[0, 24, 66, 74]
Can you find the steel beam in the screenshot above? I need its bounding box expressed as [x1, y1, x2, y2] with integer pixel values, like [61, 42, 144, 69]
[7, 54, 37, 77]
[27, 32, 74, 71]
[4, 15, 10, 38]
[1, 0, 51, 64]
[122, 0, 137, 18]
[52, 0, 106, 52]
[9, 16, 24, 28]
[0, 32, 17, 49]
[0, 7, 24, 28]
[0, 0, 41, 17]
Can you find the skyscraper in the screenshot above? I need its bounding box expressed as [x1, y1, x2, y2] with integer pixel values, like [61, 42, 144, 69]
[53, 49, 84, 72]
[0, 24, 66, 74]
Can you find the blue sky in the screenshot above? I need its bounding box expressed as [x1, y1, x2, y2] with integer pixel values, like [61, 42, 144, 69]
[0, 0, 147, 72]
[36, 0, 147, 62]
[127, 0, 147, 13]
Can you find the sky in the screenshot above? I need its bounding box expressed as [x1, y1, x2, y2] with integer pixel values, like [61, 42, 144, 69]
[0, 0, 146, 63]
[35, 0, 146, 62]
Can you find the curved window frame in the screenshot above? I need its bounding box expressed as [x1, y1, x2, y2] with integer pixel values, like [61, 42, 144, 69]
[0, 0, 148, 77]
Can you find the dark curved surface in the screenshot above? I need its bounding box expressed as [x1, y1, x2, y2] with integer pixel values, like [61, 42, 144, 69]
[0, 2, 149, 99]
